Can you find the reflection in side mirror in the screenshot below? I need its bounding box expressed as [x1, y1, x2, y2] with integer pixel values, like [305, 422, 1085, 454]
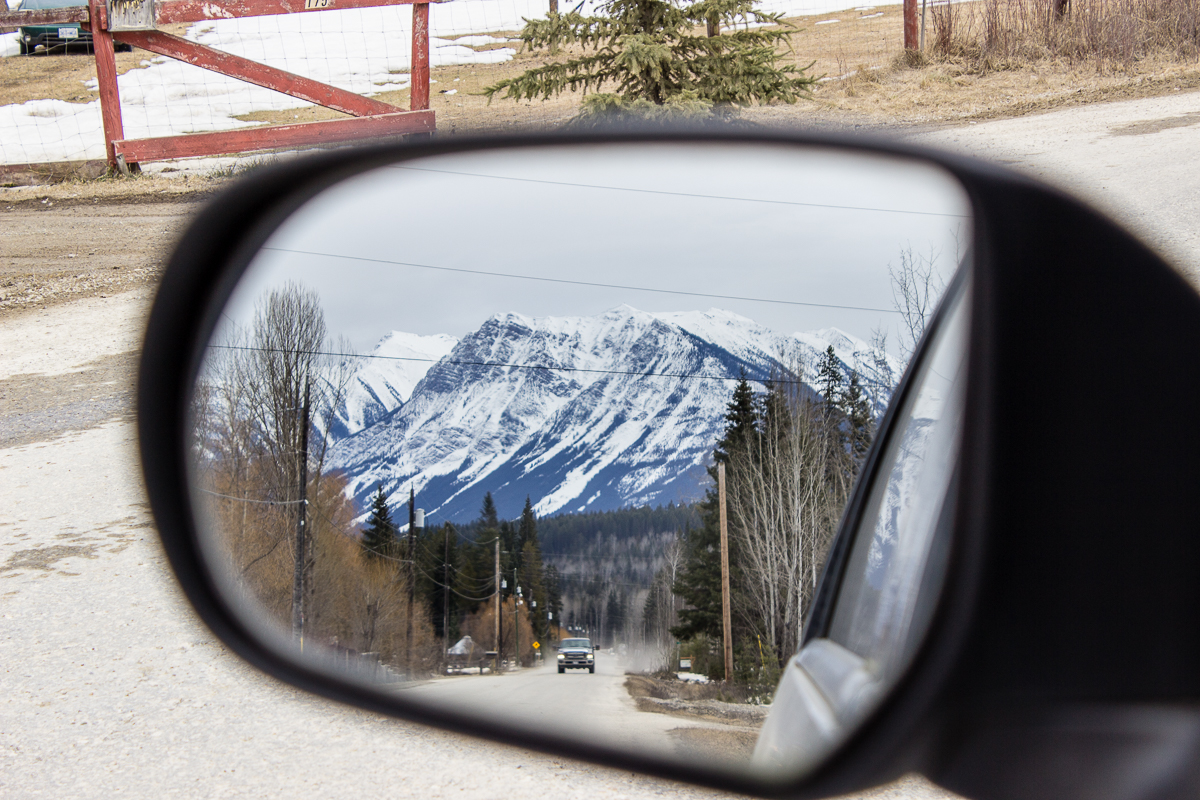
[185, 141, 972, 782]
[754, 273, 971, 777]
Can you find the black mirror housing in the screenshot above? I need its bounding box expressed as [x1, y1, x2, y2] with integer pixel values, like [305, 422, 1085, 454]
[137, 127, 1200, 800]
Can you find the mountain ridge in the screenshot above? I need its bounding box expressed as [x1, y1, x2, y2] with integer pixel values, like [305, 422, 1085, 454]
[327, 305, 901, 523]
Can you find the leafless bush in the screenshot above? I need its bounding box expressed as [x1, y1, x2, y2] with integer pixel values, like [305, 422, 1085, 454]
[928, 0, 1200, 68]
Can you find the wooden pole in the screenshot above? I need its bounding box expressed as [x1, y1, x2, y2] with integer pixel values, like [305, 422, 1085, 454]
[903, 0, 918, 50]
[718, 463, 733, 682]
[442, 525, 450, 674]
[410, 2, 430, 111]
[291, 379, 309, 644]
[87, 0, 127, 171]
[920, 0, 927, 50]
[406, 485, 415, 678]
[494, 537, 500, 674]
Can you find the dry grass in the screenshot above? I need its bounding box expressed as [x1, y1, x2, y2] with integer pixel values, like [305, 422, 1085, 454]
[747, 1, 1200, 126]
[0, 23, 192, 108]
[929, 0, 1200, 69]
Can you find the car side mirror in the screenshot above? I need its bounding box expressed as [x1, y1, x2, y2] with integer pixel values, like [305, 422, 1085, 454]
[139, 128, 1200, 800]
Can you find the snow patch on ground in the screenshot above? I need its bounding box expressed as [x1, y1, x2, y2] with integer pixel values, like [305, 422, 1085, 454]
[0, 31, 20, 58]
[0, 5, 518, 163]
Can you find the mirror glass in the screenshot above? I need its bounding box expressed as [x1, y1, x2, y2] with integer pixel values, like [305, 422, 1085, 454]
[752, 272, 970, 778]
[186, 142, 972, 781]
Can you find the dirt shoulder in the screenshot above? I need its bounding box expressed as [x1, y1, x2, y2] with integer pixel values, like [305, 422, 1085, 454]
[625, 674, 769, 726]
[0, 350, 138, 447]
[0, 176, 223, 318]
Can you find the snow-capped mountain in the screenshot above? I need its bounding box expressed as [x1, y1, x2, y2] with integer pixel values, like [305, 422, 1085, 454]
[328, 331, 458, 440]
[327, 305, 902, 524]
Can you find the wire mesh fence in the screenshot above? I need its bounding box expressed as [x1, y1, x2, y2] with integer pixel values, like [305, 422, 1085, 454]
[1, 0, 908, 167]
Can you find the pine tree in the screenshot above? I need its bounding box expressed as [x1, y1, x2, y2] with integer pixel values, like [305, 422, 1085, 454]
[816, 345, 843, 416]
[605, 590, 624, 647]
[482, 0, 816, 120]
[517, 496, 538, 555]
[544, 564, 563, 630]
[362, 484, 397, 557]
[841, 371, 874, 471]
[715, 371, 758, 465]
[499, 519, 518, 599]
[480, 492, 499, 532]
[671, 374, 760, 678]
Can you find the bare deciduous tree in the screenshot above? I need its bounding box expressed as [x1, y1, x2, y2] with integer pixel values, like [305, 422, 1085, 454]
[890, 244, 947, 361]
[726, 370, 852, 665]
[189, 283, 446, 677]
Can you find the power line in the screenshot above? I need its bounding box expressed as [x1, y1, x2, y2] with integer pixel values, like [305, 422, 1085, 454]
[258, 246, 899, 315]
[388, 165, 971, 220]
[205, 343, 824, 385]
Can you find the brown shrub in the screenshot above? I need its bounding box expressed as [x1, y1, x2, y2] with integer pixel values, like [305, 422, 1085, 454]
[928, 0, 1200, 70]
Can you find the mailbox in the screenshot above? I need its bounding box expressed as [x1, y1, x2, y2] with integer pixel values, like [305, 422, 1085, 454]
[106, 0, 155, 31]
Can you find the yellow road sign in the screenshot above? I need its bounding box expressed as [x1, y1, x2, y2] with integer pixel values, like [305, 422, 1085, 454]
[532, 641, 540, 650]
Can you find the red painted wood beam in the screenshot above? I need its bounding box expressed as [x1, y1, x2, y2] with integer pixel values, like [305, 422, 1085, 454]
[0, 7, 89, 26]
[113, 30, 399, 118]
[410, 2, 429, 111]
[88, 0, 126, 170]
[113, 110, 434, 162]
[154, 0, 444, 25]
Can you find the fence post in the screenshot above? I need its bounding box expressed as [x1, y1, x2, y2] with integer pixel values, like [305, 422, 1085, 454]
[87, 0, 127, 172]
[410, 1, 430, 111]
[903, 0, 918, 50]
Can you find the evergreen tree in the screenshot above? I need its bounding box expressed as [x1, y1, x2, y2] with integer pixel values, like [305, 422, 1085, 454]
[520, 539, 548, 641]
[499, 519, 518, 599]
[841, 371, 874, 471]
[362, 484, 397, 557]
[482, 0, 816, 120]
[671, 374, 760, 678]
[517, 496, 538, 555]
[816, 345, 843, 416]
[605, 590, 625, 646]
[544, 564, 563, 630]
[715, 371, 759, 465]
[480, 492, 499, 531]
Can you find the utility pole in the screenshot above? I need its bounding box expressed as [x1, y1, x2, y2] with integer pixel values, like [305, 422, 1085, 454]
[404, 486, 423, 678]
[513, 568, 521, 669]
[291, 378, 310, 647]
[493, 538, 500, 674]
[442, 525, 450, 674]
[718, 463, 733, 683]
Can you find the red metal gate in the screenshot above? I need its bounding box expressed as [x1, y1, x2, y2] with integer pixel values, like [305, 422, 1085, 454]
[1, 0, 436, 172]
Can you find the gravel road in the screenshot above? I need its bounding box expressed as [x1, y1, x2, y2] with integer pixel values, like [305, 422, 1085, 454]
[3, 91, 1199, 797]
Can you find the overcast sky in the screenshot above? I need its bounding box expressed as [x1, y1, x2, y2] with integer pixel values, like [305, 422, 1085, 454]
[218, 142, 971, 355]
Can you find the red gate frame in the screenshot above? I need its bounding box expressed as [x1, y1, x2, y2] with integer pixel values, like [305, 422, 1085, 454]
[1, 0, 437, 171]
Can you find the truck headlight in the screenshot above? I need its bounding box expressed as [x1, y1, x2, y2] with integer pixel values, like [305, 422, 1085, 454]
[557, 653, 564, 660]
[587, 653, 594, 660]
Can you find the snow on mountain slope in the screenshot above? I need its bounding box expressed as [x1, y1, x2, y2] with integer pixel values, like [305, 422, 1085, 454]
[656, 309, 900, 414]
[330, 331, 457, 440]
[327, 306, 901, 523]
